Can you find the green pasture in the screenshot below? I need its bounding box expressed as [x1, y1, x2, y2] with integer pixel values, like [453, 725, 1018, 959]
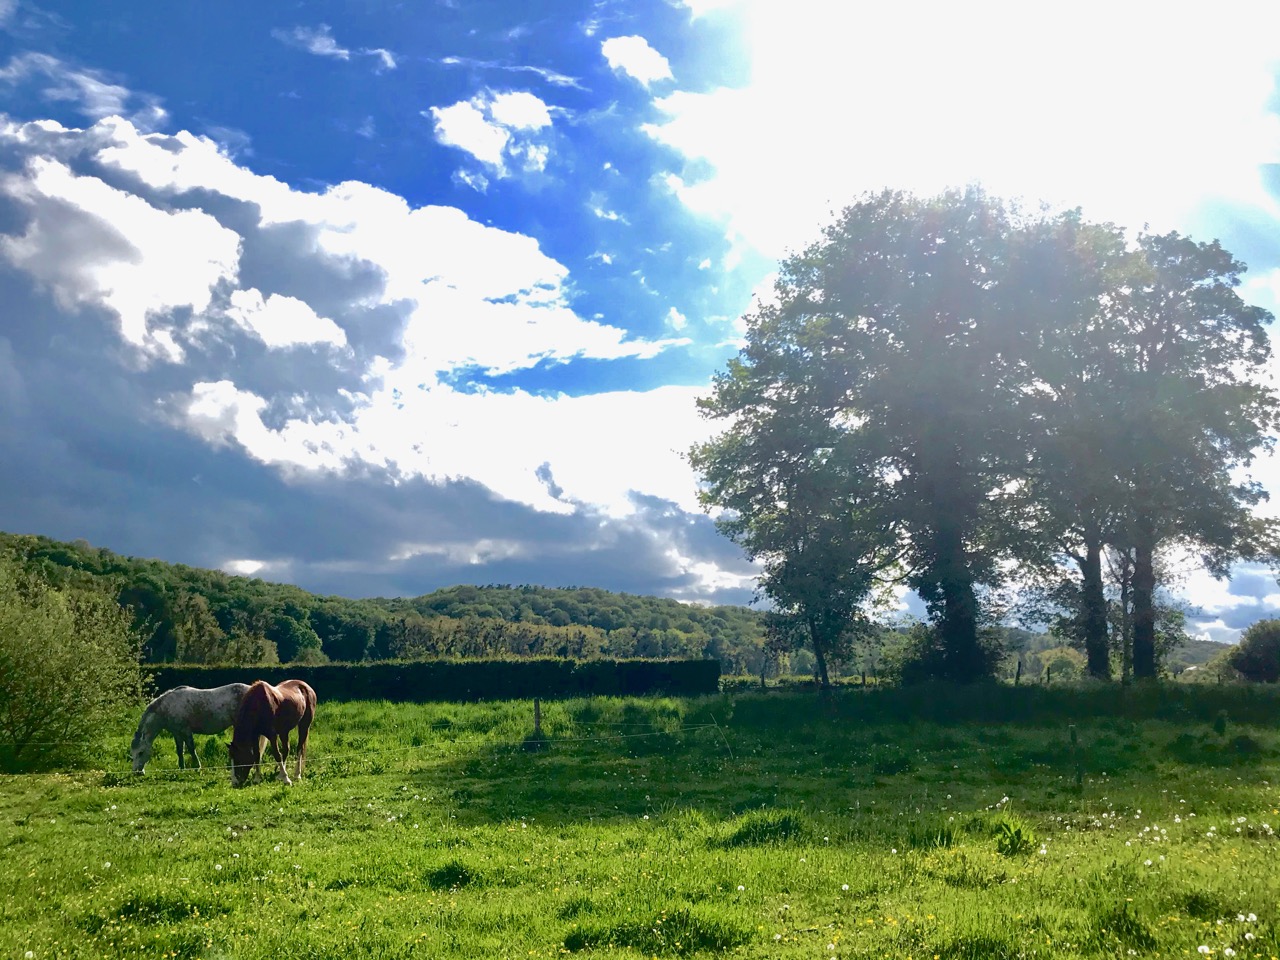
[3, 688, 1280, 959]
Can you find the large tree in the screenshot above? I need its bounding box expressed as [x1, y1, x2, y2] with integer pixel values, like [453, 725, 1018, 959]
[690, 411, 900, 686]
[1017, 214, 1134, 678]
[696, 188, 1062, 681]
[1108, 233, 1278, 678]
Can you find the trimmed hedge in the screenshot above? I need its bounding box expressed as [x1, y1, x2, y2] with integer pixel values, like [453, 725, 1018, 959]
[147, 658, 720, 703]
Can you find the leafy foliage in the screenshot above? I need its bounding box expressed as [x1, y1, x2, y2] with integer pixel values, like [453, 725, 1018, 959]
[695, 190, 1278, 684]
[1230, 619, 1280, 682]
[0, 559, 142, 770]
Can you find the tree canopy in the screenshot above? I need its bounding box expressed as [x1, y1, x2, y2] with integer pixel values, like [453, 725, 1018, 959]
[694, 188, 1278, 682]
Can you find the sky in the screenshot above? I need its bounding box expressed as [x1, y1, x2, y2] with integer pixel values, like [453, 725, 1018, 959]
[1, 1, 1279, 642]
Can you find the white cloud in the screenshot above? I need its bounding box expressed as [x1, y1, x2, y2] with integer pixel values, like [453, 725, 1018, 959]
[225, 289, 349, 350]
[647, 2, 1280, 260]
[0, 154, 240, 362]
[272, 26, 397, 72]
[680, 0, 743, 17]
[172, 377, 712, 516]
[0, 115, 704, 520]
[666, 306, 688, 330]
[1242, 267, 1280, 322]
[453, 169, 490, 192]
[0, 53, 167, 130]
[427, 90, 556, 175]
[488, 91, 552, 129]
[175, 380, 361, 474]
[428, 100, 509, 168]
[364, 48, 397, 71]
[438, 56, 584, 90]
[273, 24, 351, 60]
[223, 558, 265, 576]
[590, 196, 626, 222]
[601, 36, 673, 87]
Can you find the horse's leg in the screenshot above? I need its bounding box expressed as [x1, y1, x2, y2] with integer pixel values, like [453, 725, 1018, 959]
[268, 733, 292, 785]
[174, 732, 186, 770]
[295, 715, 312, 780]
[253, 736, 268, 783]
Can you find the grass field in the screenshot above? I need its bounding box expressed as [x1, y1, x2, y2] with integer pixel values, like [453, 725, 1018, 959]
[3, 686, 1280, 959]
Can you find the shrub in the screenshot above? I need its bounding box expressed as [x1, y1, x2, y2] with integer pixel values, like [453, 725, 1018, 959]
[889, 623, 1005, 685]
[0, 561, 143, 771]
[1231, 620, 1280, 682]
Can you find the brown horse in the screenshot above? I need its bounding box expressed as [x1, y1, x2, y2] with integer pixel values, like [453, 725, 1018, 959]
[227, 679, 316, 787]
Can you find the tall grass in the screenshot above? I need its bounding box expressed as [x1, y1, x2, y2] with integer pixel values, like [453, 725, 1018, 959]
[2, 687, 1279, 958]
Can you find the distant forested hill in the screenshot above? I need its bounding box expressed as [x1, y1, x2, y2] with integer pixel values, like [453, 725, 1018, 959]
[0, 532, 768, 670]
[0, 531, 1230, 675]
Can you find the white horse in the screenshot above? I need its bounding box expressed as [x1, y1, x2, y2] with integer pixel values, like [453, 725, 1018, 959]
[130, 683, 251, 773]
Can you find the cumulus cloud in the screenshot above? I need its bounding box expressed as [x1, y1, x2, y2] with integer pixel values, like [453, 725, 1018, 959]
[1179, 564, 1280, 642]
[429, 100, 508, 167]
[427, 89, 556, 176]
[601, 36, 673, 86]
[0, 149, 240, 362]
[0, 108, 754, 602]
[225, 289, 349, 350]
[0, 115, 700, 513]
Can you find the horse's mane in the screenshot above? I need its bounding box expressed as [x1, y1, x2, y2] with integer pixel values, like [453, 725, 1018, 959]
[132, 690, 170, 745]
[233, 680, 272, 732]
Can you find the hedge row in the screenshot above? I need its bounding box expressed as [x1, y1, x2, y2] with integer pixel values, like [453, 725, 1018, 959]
[147, 658, 721, 703]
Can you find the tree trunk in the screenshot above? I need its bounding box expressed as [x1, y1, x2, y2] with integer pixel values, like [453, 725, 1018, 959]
[1131, 522, 1158, 679]
[1119, 551, 1133, 684]
[809, 617, 831, 688]
[935, 523, 984, 682]
[1078, 539, 1111, 680]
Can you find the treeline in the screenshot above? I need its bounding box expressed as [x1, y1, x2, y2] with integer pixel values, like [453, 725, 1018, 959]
[0, 533, 767, 670]
[0, 530, 1229, 678]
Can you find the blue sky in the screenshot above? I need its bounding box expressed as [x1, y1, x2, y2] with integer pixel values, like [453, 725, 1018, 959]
[1, 0, 1279, 641]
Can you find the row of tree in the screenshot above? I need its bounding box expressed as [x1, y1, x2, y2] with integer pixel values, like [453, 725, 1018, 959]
[0, 527, 1257, 684]
[692, 188, 1278, 684]
[0, 533, 768, 668]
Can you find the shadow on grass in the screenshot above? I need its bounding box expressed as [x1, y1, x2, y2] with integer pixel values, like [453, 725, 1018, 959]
[256, 686, 1280, 829]
[562, 905, 752, 956]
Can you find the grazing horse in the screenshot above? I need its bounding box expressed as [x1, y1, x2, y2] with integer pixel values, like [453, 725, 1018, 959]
[228, 679, 316, 787]
[131, 683, 251, 773]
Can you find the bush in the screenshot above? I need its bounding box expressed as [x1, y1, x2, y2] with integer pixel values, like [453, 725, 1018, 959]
[0, 561, 143, 771]
[1231, 620, 1280, 682]
[890, 623, 1005, 685]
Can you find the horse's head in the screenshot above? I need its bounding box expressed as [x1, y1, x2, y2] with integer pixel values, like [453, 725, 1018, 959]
[130, 734, 152, 774]
[228, 739, 256, 787]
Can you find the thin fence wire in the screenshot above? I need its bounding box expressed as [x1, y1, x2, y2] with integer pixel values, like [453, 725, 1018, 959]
[19, 720, 728, 777]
